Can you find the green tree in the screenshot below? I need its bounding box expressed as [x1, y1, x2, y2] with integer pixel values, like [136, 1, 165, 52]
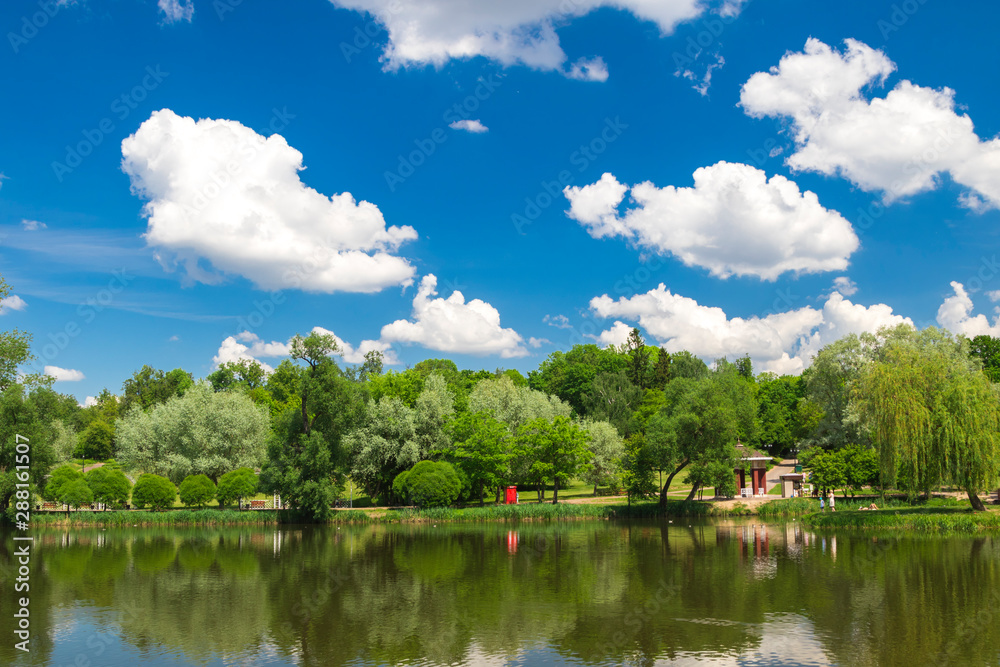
[0, 277, 50, 391]
[854, 326, 1000, 510]
[120, 365, 194, 413]
[75, 419, 115, 460]
[343, 396, 419, 504]
[756, 374, 805, 457]
[842, 444, 879, 497]
[623, 328, 651, 389]
[806, 449, 846, 497]
[393, 460, 463, 508]
[651, 349, 672, 389]
[528, 344, 629, 415]
[0, 385, 57, 517]
[44, 464, 83, 502]
[969, 334, 1000, 382]
[131, 474, 178, 511]
[413, 374, 455, 454]
[85, 467, 132, 509]
[207, 359, 267, 391]
[620, 434, 657, 505]
[179, 474, 217, 508]
[582, 370, 642, 436]
[580, 419, 625, 493]
[216, 468, 259, 508]
[669, 351, 709, 380]
[59, 478, 94, 512]
[469, 374, 570, 432]
[446, 411, 511, 505]
[117, 382, 269, 484]
[517, 416, 592, 503]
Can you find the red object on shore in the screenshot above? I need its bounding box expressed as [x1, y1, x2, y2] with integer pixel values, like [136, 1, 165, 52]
[505, 486, 518, 504]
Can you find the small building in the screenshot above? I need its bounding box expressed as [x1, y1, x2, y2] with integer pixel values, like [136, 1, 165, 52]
[779, 473, 807, 498]
[735, 442, 770, 497]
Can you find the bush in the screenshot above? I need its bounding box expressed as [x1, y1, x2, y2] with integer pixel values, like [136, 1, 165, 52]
[179, 474, 217, 509]
[86, 467, 132, 508]
[393, 461, 463, 508]
[44, 464, 83, 501]
[59, 479, 94, 510]
[132, 474, 177, 511]
[216, 468, 258, 508]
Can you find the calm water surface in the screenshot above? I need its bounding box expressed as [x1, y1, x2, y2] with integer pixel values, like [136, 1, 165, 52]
[2, 520, 999, 666]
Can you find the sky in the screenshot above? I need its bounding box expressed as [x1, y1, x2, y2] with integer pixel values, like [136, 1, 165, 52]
[2, 0, 1000, 404]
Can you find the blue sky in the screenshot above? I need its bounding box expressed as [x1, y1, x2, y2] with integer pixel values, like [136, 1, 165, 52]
[2, 0, 1000, 403]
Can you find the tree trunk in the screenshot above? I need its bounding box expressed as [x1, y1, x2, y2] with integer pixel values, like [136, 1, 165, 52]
[967, 487, 987, 512]
[658, 459, 689, 508]
[552, 478, 559, 504]
[593, 484, 598, 495]
[685, 482, 701, 502]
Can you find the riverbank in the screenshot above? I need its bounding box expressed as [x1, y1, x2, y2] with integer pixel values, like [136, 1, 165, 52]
[804, 505, 1000, 533]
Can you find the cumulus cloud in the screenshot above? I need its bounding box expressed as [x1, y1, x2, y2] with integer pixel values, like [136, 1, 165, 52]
[936, 281, 1000, 337]
[84, 396, 99, 408]
[0, 295, 27, 314]
[21, 219, 46, 231]
[740, 38, 1000, 209]
[45, 366, 85, 382]
[310, 326, 399, 365]
[328, 0, 716, 79]
[213, 332, 291, 373]
[590, 284, 913, 374]
[832, 276, 857, 297]
[564, 163, 859, 280]
[528, 337, 551, 349]
[449, 119, 489, 133]
[158, 0, 194, 23]
[380, 274, 528, 358]
[544, 314, 572, 329]
[122, 109, 417, 293]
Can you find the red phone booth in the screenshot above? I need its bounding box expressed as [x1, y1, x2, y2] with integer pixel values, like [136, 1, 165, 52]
[505, 486, 518, 504]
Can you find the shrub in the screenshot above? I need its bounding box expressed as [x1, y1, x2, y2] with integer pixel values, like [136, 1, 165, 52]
[394, 461, 463, 508]
[132, 474, 177, 511]
[86, 467, 132, 508]
[59, 479, 94, 511]
[44, 464, 83, 501]
[179, 474, 217, 509]
[216, 468, 258, 508]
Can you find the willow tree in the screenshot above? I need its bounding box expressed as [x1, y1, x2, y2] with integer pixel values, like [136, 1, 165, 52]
[854, 328, 1000, 511]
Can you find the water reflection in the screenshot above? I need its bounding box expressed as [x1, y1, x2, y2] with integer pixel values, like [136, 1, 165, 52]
[2, 521, 999, 666]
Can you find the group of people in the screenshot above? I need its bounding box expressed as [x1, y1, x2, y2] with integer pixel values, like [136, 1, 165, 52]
[818, 492, 878, 511]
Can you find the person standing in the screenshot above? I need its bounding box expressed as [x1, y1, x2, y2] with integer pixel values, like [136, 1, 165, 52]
[828, 490, 836, 512]
[820, 495, 825, 512]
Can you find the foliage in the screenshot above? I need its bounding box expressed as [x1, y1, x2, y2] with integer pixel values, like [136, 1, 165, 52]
[854, 326, 1000, 510]
[44, 464, 83, 501]
[469, 374, 570, 431]
[620, 434, 657, 504]
[0, 384, 57, 516]
[216, 468, 259, 507]
[755, 374, 805, 457]
[206, 358, 267, 391]
[446, 411, 511, 504]
[969, 334, 1000, 383]
[59, 478, 94, 510]
[76, 419, 115, 460]
[623, 327, 651, 389]
[669, 351, 709, 380]
[344, 396, 419, 504]
[0, 277, 50, 391]
[86, 467, 132, 508]
[131, 474, 178, 511]
[582, 370, 642, 437]
[179, 474, 218, 508]
[580, 419, 624, 492]
[261, 430, 337, 522]
[413, 373, 455, 454]
[516, 416, 592, 503]
[117, 381, 269, 484]
[528, 344, 628, 415]
[393, 460, 463, 508]
[120, 365, 194, 413]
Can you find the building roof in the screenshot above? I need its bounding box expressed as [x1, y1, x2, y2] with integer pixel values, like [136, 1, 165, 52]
[735, 442, 770, 461]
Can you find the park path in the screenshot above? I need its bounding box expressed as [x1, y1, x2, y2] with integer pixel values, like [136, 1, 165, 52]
[766, 459, 796, 494]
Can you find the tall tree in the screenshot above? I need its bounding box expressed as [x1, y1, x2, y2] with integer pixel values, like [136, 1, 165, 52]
[969, 334, 1000, 382]
[343, 397, 419, 504]
[207, 359, 267, 391]
[580, 419, 625, 493]
[854, 326, 1000, 510]
[120, 365, 193, 413]
[581, 370, 642, 437]
[624, 327, 651, 389]
[446, 411, 511, 505]
[517, 416, 592, 504]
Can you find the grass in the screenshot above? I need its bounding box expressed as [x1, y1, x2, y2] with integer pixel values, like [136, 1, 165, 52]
[804, 497, 1000, 533]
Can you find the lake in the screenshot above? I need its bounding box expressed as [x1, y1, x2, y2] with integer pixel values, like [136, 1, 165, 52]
[2, 520, 999, 666]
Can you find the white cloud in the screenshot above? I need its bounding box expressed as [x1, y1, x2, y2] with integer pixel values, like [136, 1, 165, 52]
[936, 281, 1000, 337]
[565, 56, 609, 82]
[596, 321, 633, 348]
[213, 333, 291, 373]
[158, 0, 194, 23]
[168, 335, 180, 342]
[0, 295, 27, 314]
[544, 314, 573, 329]
[45, 366, 85, 382]
[380, 274, 528, 358]
[676, 53, 725, 96]
[740, 38, 1000, 209]
[528, 336, 551, 348]
[590, 284, 913, 374]
[329, 0, 715, 79]
[449, 119, 489, 133]
[21, 219, 46, 231]
[832, 276, 857, 297]
[564, 163, 859, 280]
[84, 396, 99, 408]
[122, 109, 417, 293]
[986, 290, 1000, 303]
